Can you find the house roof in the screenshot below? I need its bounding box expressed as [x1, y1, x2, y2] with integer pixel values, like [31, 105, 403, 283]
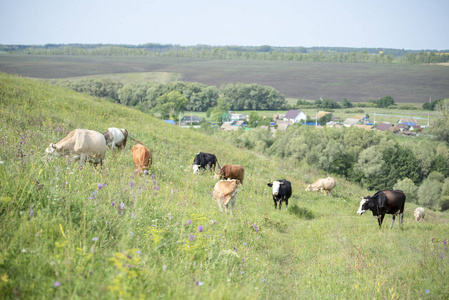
[376, 122, 394, 131]
[317, 111, 332, 118]
[284, 110, 303, 120]
[182, 116, 202, 122]
[343, 118, 360, 125]
[397, 123, 409, 128]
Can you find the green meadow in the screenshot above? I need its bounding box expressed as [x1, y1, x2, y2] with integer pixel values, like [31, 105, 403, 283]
[0, 72, 448, 299]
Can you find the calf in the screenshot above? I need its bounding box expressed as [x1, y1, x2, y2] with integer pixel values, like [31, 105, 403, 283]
[305, 177, 336, 196]
[357, 190, 406, 229]
[103, 127, 128, 151]
[131, 144, 152, 175]
[213, 180, 239, 215]
[267, 179, 292, 210]
[414, 207, 425, 222]
[214, 165, 244, 185]
[192, 152, 220, 174]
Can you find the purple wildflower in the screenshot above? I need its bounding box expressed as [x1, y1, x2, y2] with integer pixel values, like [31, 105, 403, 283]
[153, 180, 157, 184]
[92, 237, 98, 242]
[196, 281, 203, 286]
[89, 191, 98, 200]
[262, 278, 266, 282]
[136, 251, 142, 254]
[426, 289, 430, 294]
[151, 174, 156, 179]
[143, 170, 149, 175]
[252, 223, 259, 233]
[241, 271, 245, 274]
[443, 240, 447, 245]
[189, 235, 194, 241]
[120, 203, 125, 210]
[98, 183, 106, 189]
[130, 231, 134, 236]
[53, 281, 61, 287]
[243, 243, 247, 246]
[441, 252, 445, 259]
[198, 226, 203, 232]
[185, 220, 192, 226]
[111, 202, 115, 206]
[233, 246, 238, 252]
[154, 186, 160, 191]
[130, 182, 134, 188]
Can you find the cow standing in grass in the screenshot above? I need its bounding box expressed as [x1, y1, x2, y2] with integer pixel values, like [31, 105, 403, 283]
[46, 129, 106, 168]
[214, 165, 245, 185]
[213, 179, 239, 215]
[267, 179, 292, 210]
[103, 127, 128, 151]
[131, 144, 152, 175]
[192, 152, 220, 174]
[357, 190, 406, 229]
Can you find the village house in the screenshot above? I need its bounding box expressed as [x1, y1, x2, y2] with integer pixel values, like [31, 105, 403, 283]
[230, 113, 247, 121]
[181, 115, 202, 125]
[376, 122, 394, 131]
[283, 110, 307, 124]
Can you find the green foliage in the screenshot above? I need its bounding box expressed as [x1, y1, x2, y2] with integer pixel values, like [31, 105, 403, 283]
[220, 83, 287, 110]
[418, 179, 442, 209]
[376, 96, 395, 108]
[342, 98, 353, 108]
[318, 113, 333, 125]
[154, 91, 188, 120]
[394, 178, 418, 203]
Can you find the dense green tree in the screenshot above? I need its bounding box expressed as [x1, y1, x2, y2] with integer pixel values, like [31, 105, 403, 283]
[154, 91, 188, 120]
[318, 113, 333, 125]
[376, 96, 395, 108]
[418, 179, 442, 209]
[342, 98, 353, 108]
[394, 178, 418, 204]
[210, 98, 231, 124]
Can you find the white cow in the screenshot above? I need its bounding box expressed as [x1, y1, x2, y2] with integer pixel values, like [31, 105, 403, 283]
[305, 177, 336, 196]
[103, 127, 128, 150]
[46, 129, 106, 168]
[414, 207, 425, 222]
[213, 180, 239, 215]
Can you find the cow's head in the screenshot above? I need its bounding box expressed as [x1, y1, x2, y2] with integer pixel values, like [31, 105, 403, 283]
[305, 184, 318, 192]
[192, 164, 200, 174]
[213, 172, 221, 180]
[357, 197, 374, 215]
[268, 180, 283, 195]
[45, 143, 56, 154]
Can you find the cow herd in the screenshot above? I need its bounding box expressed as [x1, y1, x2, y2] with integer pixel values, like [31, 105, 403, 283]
[46, 128, 428, 228]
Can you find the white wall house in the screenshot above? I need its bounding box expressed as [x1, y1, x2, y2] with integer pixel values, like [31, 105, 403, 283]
[283, 110, 307, 123]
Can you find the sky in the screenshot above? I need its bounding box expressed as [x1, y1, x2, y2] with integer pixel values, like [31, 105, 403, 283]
[1, 0, 448, 50]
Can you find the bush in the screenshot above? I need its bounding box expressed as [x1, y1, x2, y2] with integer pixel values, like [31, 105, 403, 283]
[394, 178, 418, 203]
[417, 179, 442, 209]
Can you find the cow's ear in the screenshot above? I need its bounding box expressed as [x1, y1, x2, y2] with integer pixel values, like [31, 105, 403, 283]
[51, 143, 56, 149]
[267, 183, 273, 187]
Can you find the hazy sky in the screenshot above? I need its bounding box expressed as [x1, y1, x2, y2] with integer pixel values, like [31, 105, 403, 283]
[1, 0, 448, 50]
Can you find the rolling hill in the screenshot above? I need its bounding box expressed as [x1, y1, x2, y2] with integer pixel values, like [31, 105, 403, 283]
[0, 72, 448, 299]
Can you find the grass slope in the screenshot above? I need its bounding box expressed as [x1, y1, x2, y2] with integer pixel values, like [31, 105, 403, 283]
[1, 55, 449, 103]
[0, 72, 448, 299]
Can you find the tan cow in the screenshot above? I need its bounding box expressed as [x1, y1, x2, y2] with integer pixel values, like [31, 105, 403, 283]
[214, 165, 245, 185]
[305, 177, 336, 196]
[213, 179, 239, 214]
[131, 144, 152, 175]
[414, 207, 425, 222]
[46, 129, 106, 168]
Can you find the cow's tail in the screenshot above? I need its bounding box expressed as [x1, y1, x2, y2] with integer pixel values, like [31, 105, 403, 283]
[216, 160, 221, 171]
[128, 135, 146, 147]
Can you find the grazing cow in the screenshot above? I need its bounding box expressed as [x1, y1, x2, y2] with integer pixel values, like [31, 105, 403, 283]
[305, 177, 336, 196]
[213, 179, 239, 214]
[267, 179, 292, 210]
[214, 165, 245, 185]
[46, 129, 106, 168]
[414, 207, 425, 222]
[103, 127, 128, 151]
[357, 190, 406, 229]
[192, 152, 220, 174]
[131, 144, 152, 175]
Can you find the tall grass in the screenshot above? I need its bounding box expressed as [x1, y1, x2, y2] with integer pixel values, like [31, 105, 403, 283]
[0, 72, 448, 299]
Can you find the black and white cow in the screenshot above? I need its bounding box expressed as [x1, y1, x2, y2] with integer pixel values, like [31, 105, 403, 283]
[357, 190, 406, 229]
[192, 152, 220, 174]
[267, 179, 292, 210]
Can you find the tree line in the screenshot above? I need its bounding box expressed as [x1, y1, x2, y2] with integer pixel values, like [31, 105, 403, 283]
[54, 78, 287, 119]
[3, 44, 449, 64]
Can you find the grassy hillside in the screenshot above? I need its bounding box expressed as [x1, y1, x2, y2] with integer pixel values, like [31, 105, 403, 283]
[0, 72, 448, 299]
[1, 55, 449, 103]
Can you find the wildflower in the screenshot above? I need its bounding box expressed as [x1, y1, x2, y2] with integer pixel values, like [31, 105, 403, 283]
[153, 180, 157, 184]
[262, 278, 266, 282]
[151, 174, 156, 179]
[241, 271, 245, 274]
[441, 252, 445, 259]
[98, 183, 106, 189]
[196, 281, 203, 286]
[92, 237, 98, 242]
[252, 223, 259, 233]
[444, 240, 448, 245]
[120, 203, 125, 210]
[65, 181, 68, 185]
[198, 226, 203, 232]
[211, 220, 216, 225]
[154, 186, 160, 191]
[35, 234, 39, 237]
[184, 220, 192, 226]
[426, 289, 430, 294]
[162, 265, 167, 271]
[144, 170, 149, 175]
[136, 251, 142, 254]
[243, 243, 247, 246]
[189, 235, 194, 241]
[89, 191, 98, 200]
[130, 182, 134, 188]
[111, 202, 115, 206]
[29, 205, 34, 218]
[53, 281, 61, 287]
[233, 246, 238, 252]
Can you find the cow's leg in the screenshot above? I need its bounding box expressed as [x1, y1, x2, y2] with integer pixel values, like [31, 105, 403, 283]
[285, 197, 288, 211]
[79, 153, 86, 169]
[278, 199, 282, 210]
[273, 196, 278, 209]
[398, 213, 403, 229]
[390, 214, 396, 229]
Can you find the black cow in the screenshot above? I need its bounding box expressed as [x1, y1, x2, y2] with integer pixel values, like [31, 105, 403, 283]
[192, 152, 220, 174]
[357, 190, 406, 229]
[267, 179, 292, 210]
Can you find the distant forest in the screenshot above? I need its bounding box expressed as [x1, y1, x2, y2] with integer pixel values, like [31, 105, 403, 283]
[1, 43, 448, 64]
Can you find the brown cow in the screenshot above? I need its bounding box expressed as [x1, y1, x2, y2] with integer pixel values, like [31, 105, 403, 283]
[305, 177, 336, 196]
[214, 165, 245, 185]
[131, 144, 152, 175]
[213, 180, 239, 215]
